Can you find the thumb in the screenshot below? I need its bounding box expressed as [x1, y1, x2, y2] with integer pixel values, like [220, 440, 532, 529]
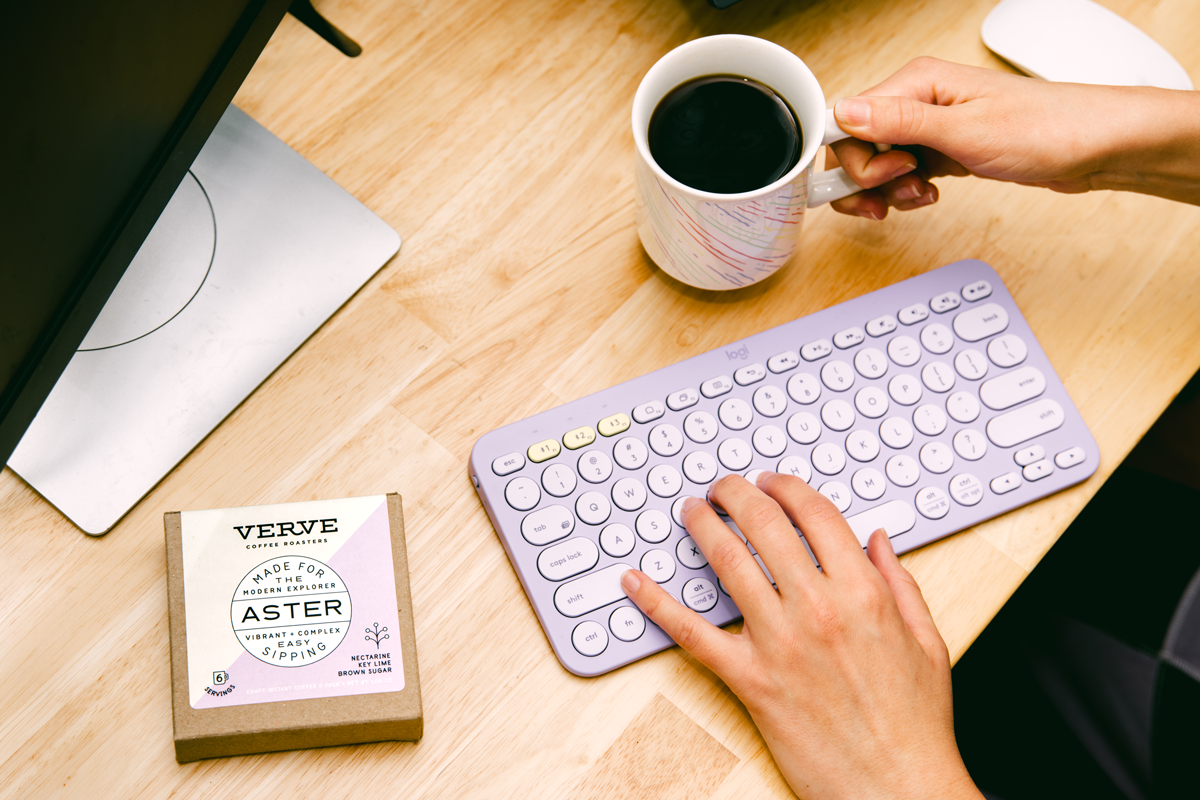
[834, 95, 960, 151]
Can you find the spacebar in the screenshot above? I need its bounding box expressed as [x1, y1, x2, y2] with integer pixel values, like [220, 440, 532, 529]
[554, 563, 632, 618]
[845, 501, 916, 547]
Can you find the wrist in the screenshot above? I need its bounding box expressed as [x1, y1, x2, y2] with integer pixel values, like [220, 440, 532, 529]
[1089, 87, 1200, 204]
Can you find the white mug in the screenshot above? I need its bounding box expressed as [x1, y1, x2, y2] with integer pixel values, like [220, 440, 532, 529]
[633, 35, 873, 290]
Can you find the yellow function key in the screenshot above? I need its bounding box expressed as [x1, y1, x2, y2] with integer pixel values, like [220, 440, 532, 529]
[562, 425, 596, 450]
[596, 413, 631, 437]
[528, 438, 561, 463]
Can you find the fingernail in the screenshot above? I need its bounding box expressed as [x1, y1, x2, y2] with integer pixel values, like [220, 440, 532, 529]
[835, 97, 872, 128]
[896, 184, 921, 201]
[913, 190, 936, 207]
[681, 496, 702, 514]
[755, 470, 776, 487]
[891, 162, 917, 180]
[856, 208, 882, 220]
[621, 569, 640, 593]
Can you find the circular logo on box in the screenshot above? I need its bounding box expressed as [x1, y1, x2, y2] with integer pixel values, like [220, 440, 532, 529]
[230, 556, 352, 667]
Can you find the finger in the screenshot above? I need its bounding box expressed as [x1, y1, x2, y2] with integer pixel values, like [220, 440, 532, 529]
[865, 530, 950, 668]
[680, 494, 782, 621]
[755, 471, 869, 577]
[880, 177, 938, 211]
[829, 137, 918, 190]
[621, 569, 742, 671]
[830, 189, 889, 220]
[707, 475, 814, 597]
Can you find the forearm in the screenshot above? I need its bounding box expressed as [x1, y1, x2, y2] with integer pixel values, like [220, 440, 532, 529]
[1090, 86, 1200, 205]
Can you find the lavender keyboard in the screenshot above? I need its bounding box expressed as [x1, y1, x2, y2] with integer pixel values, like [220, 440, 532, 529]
[469, 260, 1098, 676]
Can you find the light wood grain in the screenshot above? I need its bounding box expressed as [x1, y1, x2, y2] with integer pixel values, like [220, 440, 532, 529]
[3, 0, 1200, 797]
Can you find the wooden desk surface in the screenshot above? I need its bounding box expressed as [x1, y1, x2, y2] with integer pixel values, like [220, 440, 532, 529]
[4, 0, 1199, 796]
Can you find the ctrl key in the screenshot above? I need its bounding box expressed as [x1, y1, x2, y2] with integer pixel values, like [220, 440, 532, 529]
[682, 578, 719, 613]
[572, 620, 608, 657]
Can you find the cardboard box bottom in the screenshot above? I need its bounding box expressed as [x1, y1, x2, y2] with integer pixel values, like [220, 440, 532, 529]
[176, 715, 423, 763]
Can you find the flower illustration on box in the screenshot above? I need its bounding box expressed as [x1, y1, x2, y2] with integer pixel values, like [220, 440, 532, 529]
[365, 622, 389, 648]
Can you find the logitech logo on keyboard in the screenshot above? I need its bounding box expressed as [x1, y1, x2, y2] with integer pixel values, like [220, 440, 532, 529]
[725, 345, 750, 360]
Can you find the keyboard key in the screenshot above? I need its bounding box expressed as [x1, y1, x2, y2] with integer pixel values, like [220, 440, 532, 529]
[913, 404, 947, 436]
[986, 399, 1065, 447]
[1023, 459, 1054, 481]
[846, 429, 881, 462]
[676, 536, 708, 569]
[1055, 446, 1086, 468]
[949, 473, 984, 506]
[819, 481, 852, 512]
[597, 413, 630, 437]
[752, 425, 787, 458]
[778, 455, 812, 482]
[637, 511, 672, 543]
[683, 451, 718, 483]
[787, 411, 821, 444]
[920, 323, 954, 355]
[852, 467, 886, 500]
[612, 478, 647, 511]
[578, 450, 613, 483]
[887, 335, 921, 367]
[854, 347, 889, 379]
[866, 315, 898, 337]
[492, 452, 525, 476]
[609, 606, 646, 641]
[563, 425, 596, 450]
[505, 476, 541, 511]
[888, 373, 923, 406]
[613, 437, 649, 470]
[700, 375, 734, 398]
[522, 504, 574, 544]
[682, 578, 719, 612]
[855, 386, 889, 419]
[886, 454, 920, 487]
[648, 464, 683, 497]
[801, 339, 833, 361]
[718, 438, 753, 470]
[555, 564, 629, 617]
[880, 416, 914, 449]
[600, 523, 635, 556]
[821, 360, 855, 392]
[946, 391, 981, 423]
[821, 399, 856, 431]
[987, 334, 1028, 368]
[538, 537, 599, 581]
[1014, 445, 1045, 466]
[528, 438, 561, 463]
[632, 400, 665, 424]
[980, 366, 1046, 410]
[572, 620, 608, 656]
[786, 372, 822, 405]
[750, 385, 785, 417]
[916, 486, 951, 519]
[921, 361, 955, 393]
[718, 398, 754, 430]
[670, 496, 690, 525]
[930, 292, 961, 313]
[640, 548, 675, 581]
[576, 491, 611, 525]
[768, 350, 801, 373]
[898, 303, 929, 325]
[833, 327, 866, 349]
[813, 442, 846, 475]
[954, 349, 988, 380]
[734, 363, 767, 385]
[846, 499, 916, 545]
[990, 472, 1021, 494]
[962, 280, 992, 301]
[953, 303, 1009, 342]
[683, 411, 718, 443]
[648, 423, 684, 456]
[542, 464, 577, 497]
[667, 388, 700, 411]
[920, 441, 954, 474]
[953, 429, 987, 461]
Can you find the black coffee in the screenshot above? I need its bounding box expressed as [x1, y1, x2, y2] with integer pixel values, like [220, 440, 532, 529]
[648, 75, 802, 194]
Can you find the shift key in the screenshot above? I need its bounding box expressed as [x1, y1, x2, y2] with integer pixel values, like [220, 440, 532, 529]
[986, 399, 1065, 447]
[554, 563, 632, 617]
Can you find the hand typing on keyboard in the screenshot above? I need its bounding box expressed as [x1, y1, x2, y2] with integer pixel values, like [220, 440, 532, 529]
[621, 472, 985, 800]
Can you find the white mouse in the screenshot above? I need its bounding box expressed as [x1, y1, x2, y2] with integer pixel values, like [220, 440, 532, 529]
[982, 0, 1193, 90]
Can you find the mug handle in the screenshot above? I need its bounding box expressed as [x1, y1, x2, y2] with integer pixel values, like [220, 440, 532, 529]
[808, 107, 892, 207]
